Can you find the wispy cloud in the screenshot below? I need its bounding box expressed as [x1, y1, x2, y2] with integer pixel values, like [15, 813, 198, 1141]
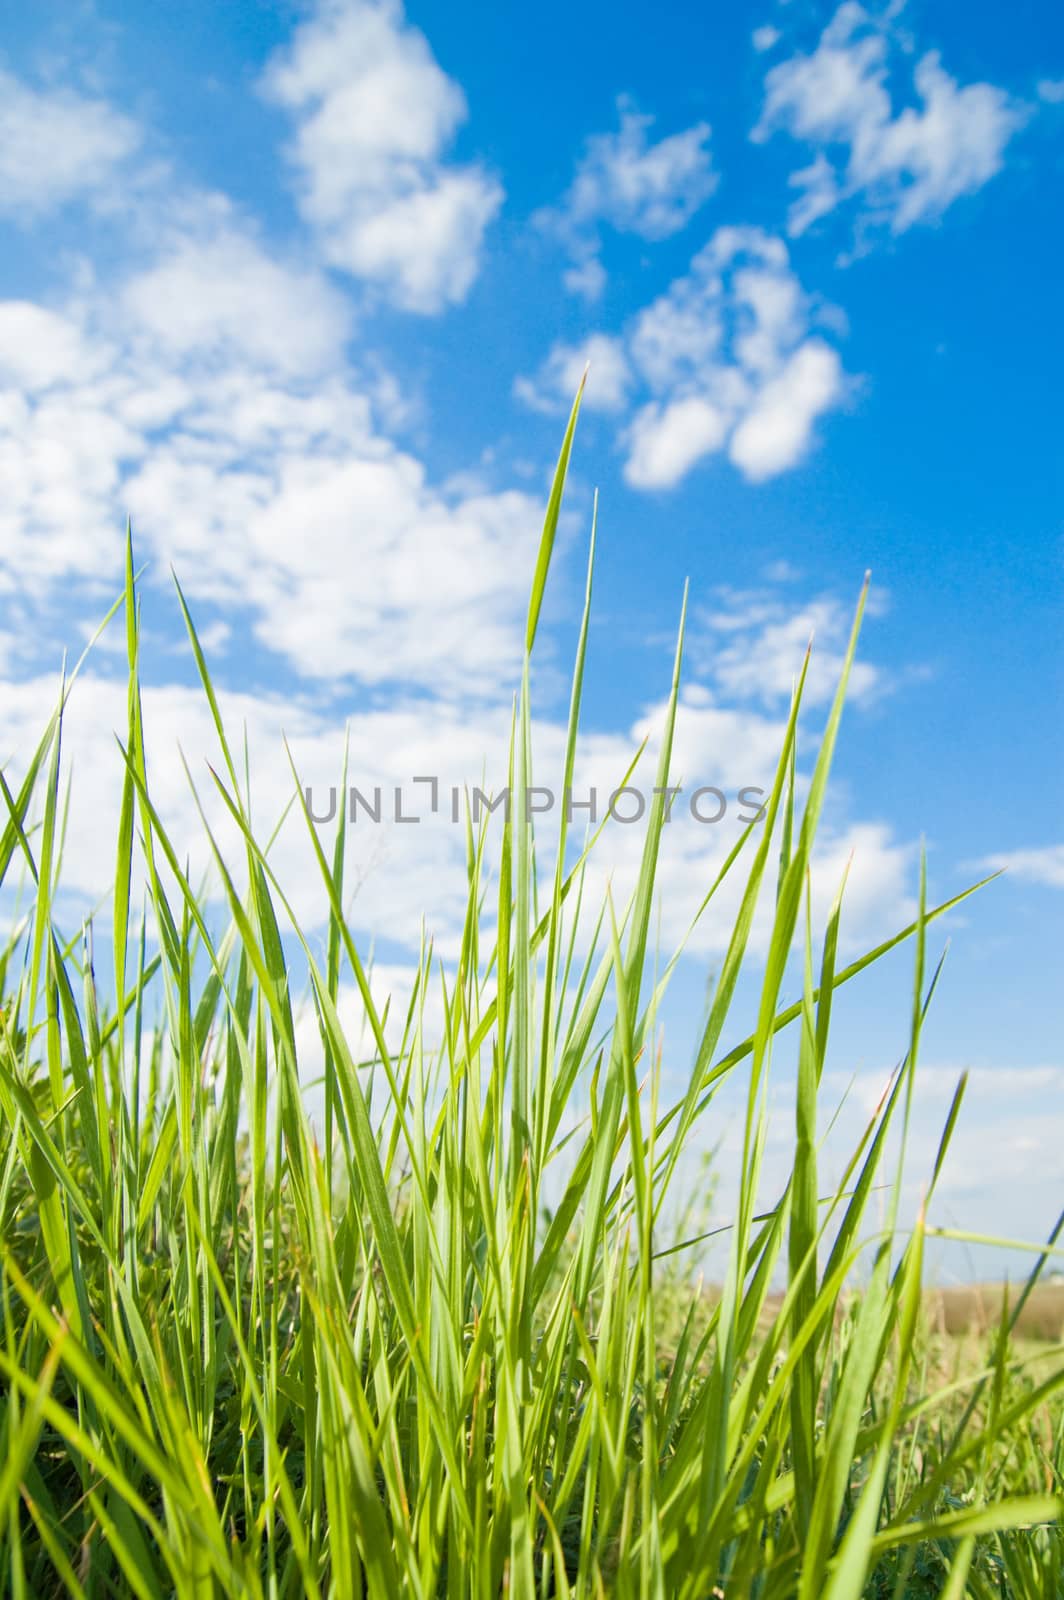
[978, 845, 1064, 889]
[753, 3, 1029, 243]
[690, 581, 884, 708]
[537, 97, 718, 300]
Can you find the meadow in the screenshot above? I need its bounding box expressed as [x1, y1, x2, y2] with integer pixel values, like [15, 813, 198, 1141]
[0, 390, 1061, 1597]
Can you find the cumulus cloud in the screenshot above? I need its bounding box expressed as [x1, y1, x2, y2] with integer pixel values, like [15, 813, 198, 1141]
[0, 302, 106, 390]
[538, 99, 718, 300]
[0, 213, 361, 596]
[0, 48, 539, 694]
[753, 3, 1028, 240]
[260, 0, 502, 311]
[562, 257, 608, 302]
[516, 227, 847, 487]
[120, 229, 353, 375]
[728, 341, 843, 480]
[0, 645, 916, 968]
[624, 397, 730, 489]
[0, 46, 537, 694]
[622, 228, 847, 485]
[0, 67, 140, 217]
[0, 252, 546, 690]
[0, 39, 913, 1012]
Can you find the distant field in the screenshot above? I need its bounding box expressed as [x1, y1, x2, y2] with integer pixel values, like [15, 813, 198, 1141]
[746, 1281, 1064, 1346]
[926, 1281, 1064, 1341]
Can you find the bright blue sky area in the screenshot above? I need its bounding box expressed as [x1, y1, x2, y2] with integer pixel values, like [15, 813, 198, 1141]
[1, 0, 1061, 1270]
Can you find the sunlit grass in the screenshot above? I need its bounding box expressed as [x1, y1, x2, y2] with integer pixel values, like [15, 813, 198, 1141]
[0, 388, 1061, 1597]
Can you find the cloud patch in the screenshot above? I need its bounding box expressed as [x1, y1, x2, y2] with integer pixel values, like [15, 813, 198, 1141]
[538, 98, 718, 300]
[0, 196, 544, 691]
[512, 334, 632, 415]
[978, 845, 1064, 889]
[260, 0, 503, 311]
[691, 581, 883, 708]
[517, 226, 848, 488]
[0, 645, 916, 969]
[753, 4, 1028, 242]
[0, 66, 140, 218]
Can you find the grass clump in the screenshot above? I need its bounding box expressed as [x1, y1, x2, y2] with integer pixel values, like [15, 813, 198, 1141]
[0, 392, 1061, 1597]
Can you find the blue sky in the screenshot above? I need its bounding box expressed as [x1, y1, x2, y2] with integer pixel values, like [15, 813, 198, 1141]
[1, 0, 1062, 1272]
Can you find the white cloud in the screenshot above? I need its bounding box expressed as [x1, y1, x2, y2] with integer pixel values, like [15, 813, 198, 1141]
[0, 217, 550, 689]
[0, 650, 916, 969]
[728, 340, 843, 479]
[689, 1055, 1064, 1285]
[517, 226, 848, 489]
[327, 170, 502, 311]
[260, 0, 502, 311]
[0, 67, 139, 217]
[623, 397, 729, 489]
[621, 227, 847, 487]
[294, 965, 451, 1086]
[539, 99, 718, 298]
[0, 215, 362, 602]
[753, 3, 1028, 239]
[513, 333, 632, 415]
[752, 25, 781, 54]
[121, 229, 352, 375]
[691, 584, 881, 707]
[0, 346, 141, 594]
[562, 692, 915, 964]
[562, 257, 607, 303]
[560, 102, 717, 240]
[978, 845, 1064, 889]
[1037, 79, 1064, 105]
[0, 302, 104, 390]
[0, 40, 536, 696]
[785, 152, 843, 236]
[821, 1063, 1064, 1211]
[128, 447, 544, 694]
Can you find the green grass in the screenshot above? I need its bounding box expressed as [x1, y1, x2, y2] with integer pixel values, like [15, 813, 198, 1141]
[0, 392, 1061, 1597]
